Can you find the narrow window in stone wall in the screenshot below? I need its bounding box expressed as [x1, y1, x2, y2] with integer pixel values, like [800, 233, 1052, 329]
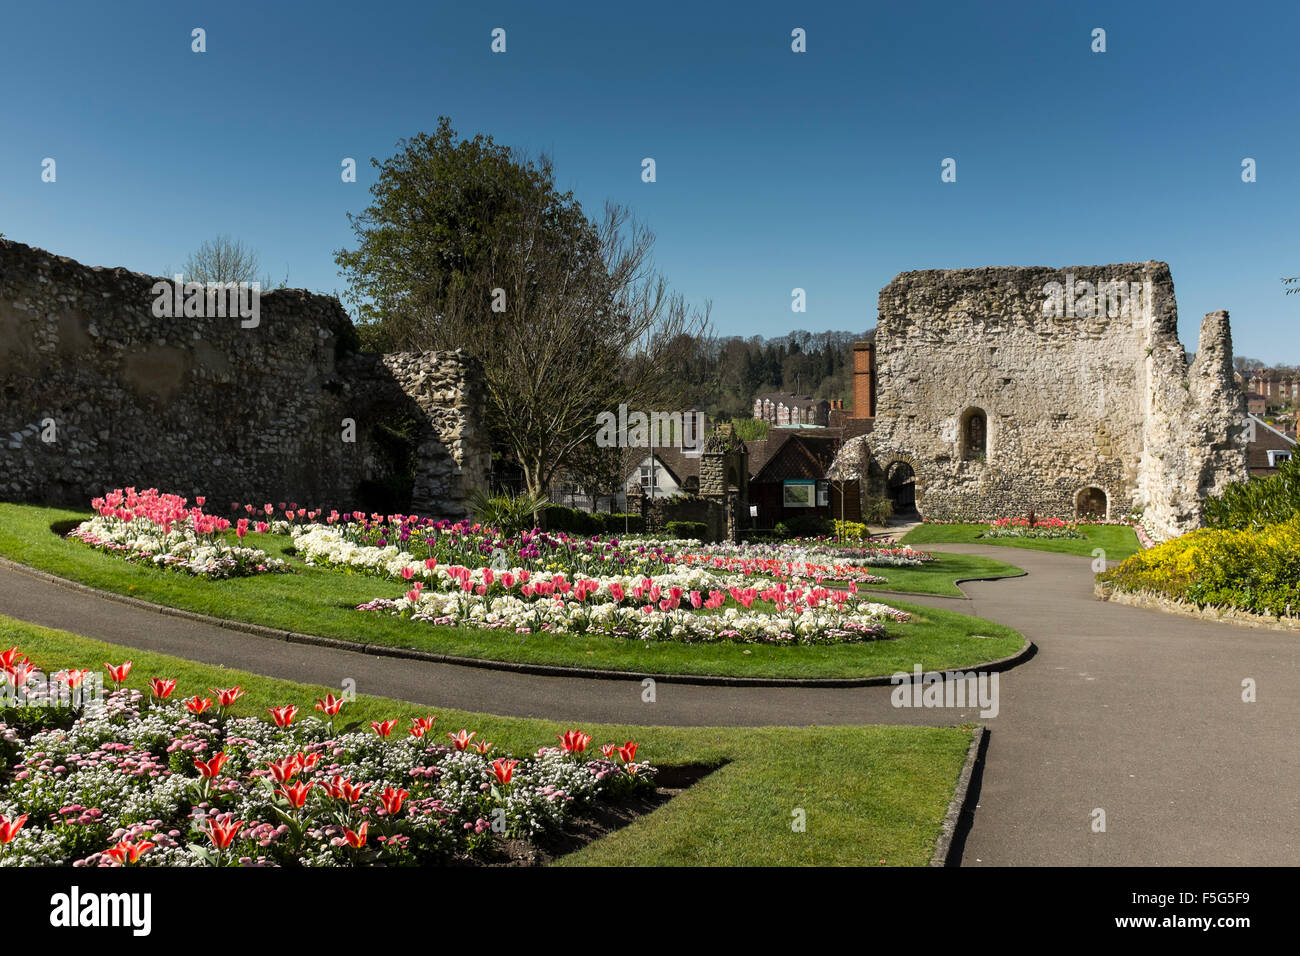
[962, 408, 987, 460]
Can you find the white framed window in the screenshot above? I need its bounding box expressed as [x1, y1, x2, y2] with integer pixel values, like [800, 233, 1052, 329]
[1267, 450, 1293, 467]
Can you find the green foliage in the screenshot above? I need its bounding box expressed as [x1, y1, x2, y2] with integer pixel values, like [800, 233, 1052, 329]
[665, 520, 708, 540]
[467, 488, 549, 537]
[832, 519, 870, 540]
[1101, 518, 1300, 618]
[773, 515, 833, 538]
[542, 505, 643, 536]
[7, 615, 975, 868]
[858, 494, 893, 526]
[1204, 453, 1300, 531]
[334, 117, 589, 337]
[0, 503, 1021, 680]
[729, 417, 770, 441]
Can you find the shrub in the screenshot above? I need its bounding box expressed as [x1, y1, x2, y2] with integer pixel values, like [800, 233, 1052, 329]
[833, 520, 870, 540]
[1204, 453, 1300, 531]
[538, 506, 644, 536]
[542, 504, 594, 535]
[858, 495, 894, 526]
[605, 513, 644, 534]
[774, 515, 832, 538]
[467, 489, 549, 537]
[1100, 517, 1300, 617]
[666, 520, 708, 540]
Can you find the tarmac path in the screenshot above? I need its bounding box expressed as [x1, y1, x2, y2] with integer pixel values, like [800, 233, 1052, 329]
[1, 544, 1295, 865]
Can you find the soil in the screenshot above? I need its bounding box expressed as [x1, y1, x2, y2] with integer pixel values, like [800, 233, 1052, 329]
[472, 762, 718, 867]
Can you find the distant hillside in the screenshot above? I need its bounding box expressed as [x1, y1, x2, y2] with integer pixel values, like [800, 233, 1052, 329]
[664, 328, 874, 420]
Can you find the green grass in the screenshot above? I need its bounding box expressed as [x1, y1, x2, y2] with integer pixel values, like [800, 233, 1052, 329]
[901, 522, 1142, 561]
[0, 615, 974, 867]
[0, 504, 1025, 680]
[852, 552, 1024, 597]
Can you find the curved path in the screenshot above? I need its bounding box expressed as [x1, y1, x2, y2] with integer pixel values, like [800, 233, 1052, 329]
[1, 545, 1297, 865]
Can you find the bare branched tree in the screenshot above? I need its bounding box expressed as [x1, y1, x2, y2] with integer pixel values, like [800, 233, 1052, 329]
[182, 235, 263, 284]
[400, 199, 711, 499]
[180, 235, 287, 288]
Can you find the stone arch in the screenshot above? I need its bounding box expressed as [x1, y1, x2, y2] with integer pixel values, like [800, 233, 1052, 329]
[883, 457, 920, 515]
[1075, 485, 1108, 520]
[959, 406, 988, 461]
[351, 398, 429, 514]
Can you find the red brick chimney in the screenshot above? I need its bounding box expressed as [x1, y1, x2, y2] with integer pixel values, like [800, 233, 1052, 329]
[851, 340, 875, 419]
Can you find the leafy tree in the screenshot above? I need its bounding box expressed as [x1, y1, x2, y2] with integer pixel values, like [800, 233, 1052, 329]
[335, 119, 710, 500]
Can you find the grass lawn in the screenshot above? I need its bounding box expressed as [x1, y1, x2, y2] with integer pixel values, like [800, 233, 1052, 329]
[851, 552, 1024, 597]
[901, 522, 1142, 561]
[0, 615, 974, 866]
[0, 504, 1027, 680]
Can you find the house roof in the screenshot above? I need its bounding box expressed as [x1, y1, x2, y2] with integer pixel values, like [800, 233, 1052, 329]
[748, 430, 840, 482]
[619, 420, 876, 489]
[621, 445, 703, 488]
[1247, 414, 1297, 470]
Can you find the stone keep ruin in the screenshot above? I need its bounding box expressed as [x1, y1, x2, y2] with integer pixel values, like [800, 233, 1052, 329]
[0, 239, 489, 516]
[848, 261, 1248, 540]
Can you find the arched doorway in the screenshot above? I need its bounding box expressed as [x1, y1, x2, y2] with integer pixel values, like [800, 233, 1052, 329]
[886, 461, 917, 514]
[1075, 486, 1107, 520]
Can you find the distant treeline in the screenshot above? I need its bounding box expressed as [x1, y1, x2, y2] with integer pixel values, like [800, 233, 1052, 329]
[663, 329, 871, 420]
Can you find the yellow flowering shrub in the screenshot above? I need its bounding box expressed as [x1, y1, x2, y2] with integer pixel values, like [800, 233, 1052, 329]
[833, 520, 871, 540]
[1100, 517, 1300, 617]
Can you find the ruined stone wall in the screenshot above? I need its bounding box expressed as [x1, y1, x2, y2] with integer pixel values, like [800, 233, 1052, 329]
[858, 262, 1247, 539]
[0, 239, 488, 517]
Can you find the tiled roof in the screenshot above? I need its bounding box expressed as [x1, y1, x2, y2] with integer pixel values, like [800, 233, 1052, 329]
[749, 431, 839, 482]
[620, 445, 702, 486]
[1247, 415, 1297, 469]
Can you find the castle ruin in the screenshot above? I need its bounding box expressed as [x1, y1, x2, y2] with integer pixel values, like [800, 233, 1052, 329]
[837, 261, 1248, 540]
[0, 239, 489, 516]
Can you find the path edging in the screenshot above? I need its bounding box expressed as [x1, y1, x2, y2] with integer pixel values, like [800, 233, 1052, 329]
[930, 725, 987, 867]
[1095, 581, 1300, 632]
[0, 555, 1033, 688]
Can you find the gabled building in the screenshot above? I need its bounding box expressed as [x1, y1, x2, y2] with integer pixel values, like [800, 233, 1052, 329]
[1247, 414, 1296, 477]
[620, 445, 702, 500]
[752, 392, 831, 428]
[745, 429, 859, 526]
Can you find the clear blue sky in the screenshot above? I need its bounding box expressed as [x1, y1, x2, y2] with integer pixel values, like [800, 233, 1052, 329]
[3, 0, 1298, 361]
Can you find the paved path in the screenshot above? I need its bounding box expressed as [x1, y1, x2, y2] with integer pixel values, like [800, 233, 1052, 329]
[0, 546, 1296, 865]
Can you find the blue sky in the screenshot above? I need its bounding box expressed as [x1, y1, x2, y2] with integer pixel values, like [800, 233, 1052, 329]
[3, 0, 1298, 361]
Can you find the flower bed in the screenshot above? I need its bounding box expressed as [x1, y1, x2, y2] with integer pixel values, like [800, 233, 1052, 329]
[70, 489, 288, 579]
[0, 652, 653, 866]
[262, 504, 686, 578]
[295, 525, 910, 644]
[359, 587, 908, 645]
[981, 517, 1084, 540]
[1098, 518, 1300, 618]
[62, 492, 913, 646]
[692, 541, 936, 568]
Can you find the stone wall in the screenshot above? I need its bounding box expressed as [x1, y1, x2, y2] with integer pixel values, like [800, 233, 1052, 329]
[0, 239, 488, 517]
[850, 261, 1247, 539]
